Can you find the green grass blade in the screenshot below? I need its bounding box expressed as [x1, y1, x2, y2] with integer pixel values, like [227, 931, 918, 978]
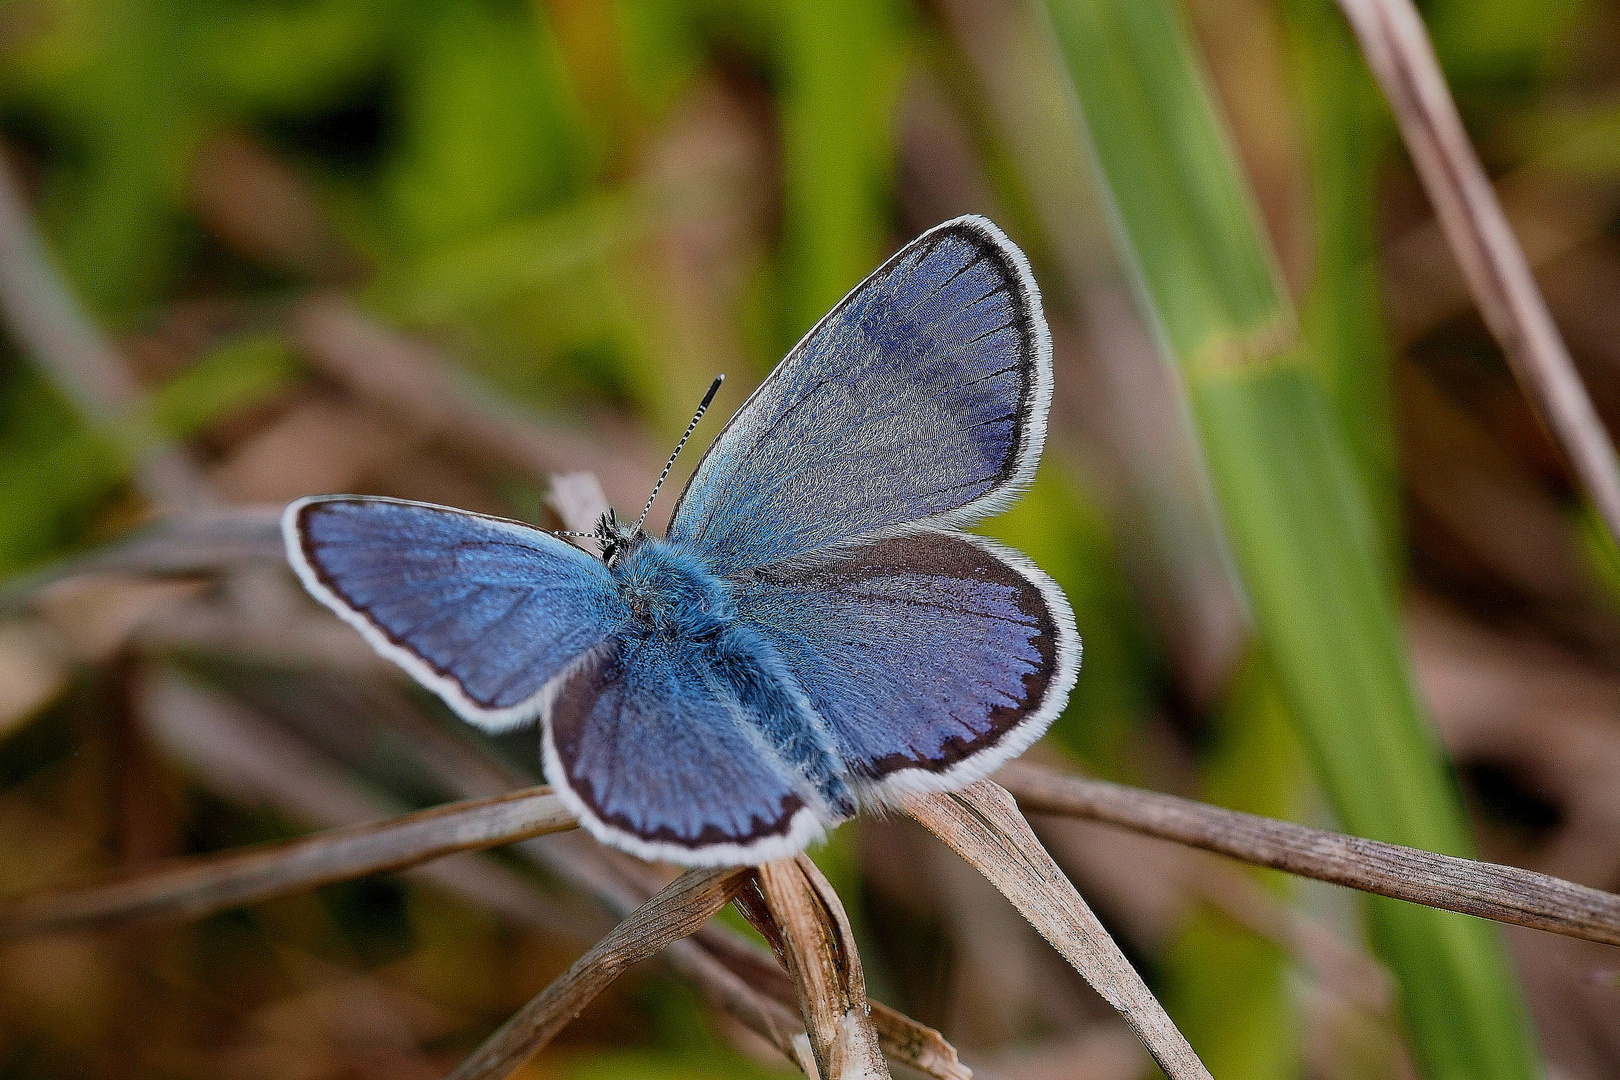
[1039, 0, 1541, 1077]
[1286, 0, 1400, 552]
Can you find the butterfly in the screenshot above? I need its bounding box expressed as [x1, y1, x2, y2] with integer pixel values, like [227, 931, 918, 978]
[282, 215, 1080, 867]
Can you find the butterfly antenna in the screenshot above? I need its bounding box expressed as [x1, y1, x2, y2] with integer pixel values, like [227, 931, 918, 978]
[636, 374, 724, 531]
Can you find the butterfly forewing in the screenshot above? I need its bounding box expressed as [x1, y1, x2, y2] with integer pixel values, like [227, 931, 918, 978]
[668, 216, 1051, 574]
[285, 496, 624, 731]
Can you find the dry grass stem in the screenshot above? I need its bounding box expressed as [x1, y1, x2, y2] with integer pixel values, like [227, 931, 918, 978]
[661, 934, 812, 1067]
[0, 507, 283, 617]
[269, 694, 830, 1074]
[139, 671, 589, 937]
[691, 906, 969, 1079]
[651, 888, 960, 1079]
[905, 780, 1213, 1080]
[546, 472, 612, 546]
[1000, 760, 1620, 946]
[1334, 0, 1620, 542]
[753, 857, 890, 1079]
[0, 151, 212, 510]
[329, 726, 836, 1076]
[0, 784, 575, 936]
[867, 1002, 972, 1080]
[446, 866, 752, 1080]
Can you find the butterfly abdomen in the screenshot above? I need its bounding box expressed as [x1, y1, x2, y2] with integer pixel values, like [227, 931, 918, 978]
[707, 625, 856, 821]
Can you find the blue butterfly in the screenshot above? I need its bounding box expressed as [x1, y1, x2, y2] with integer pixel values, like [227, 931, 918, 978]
[282, 216, 1079, 866]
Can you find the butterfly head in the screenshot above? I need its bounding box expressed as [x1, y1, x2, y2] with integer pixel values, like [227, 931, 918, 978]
[593, 508, 644, 569]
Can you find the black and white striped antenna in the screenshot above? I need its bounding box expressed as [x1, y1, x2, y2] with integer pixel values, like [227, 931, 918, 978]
[635, 374, 724, 531]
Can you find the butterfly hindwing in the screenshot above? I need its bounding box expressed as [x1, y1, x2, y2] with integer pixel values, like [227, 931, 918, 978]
[668, 215, 1050, 573]
[542, 636, 823, 866]
[284, 496, 624, 731]
[730, 531, 1079, 797]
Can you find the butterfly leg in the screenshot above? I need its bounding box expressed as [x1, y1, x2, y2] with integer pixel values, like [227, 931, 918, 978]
[708, 626, 856, 821]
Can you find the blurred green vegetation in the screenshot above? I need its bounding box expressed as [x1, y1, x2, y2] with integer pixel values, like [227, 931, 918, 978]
[3, 0, 1620, 1077]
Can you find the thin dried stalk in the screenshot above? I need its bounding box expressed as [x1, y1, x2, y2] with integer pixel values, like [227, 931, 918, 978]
[286, 692, 825, 1073]
[140, 670, 587, 938]
[695, 917, 970, 1080]
[663, 933, 811, 1065]
[328, 708, 821, 1072]
[546, 472, 611, 549]
[0, 150, 211, 510]
[754, 857, 890, 1080]
[158, 668, 834, 1072]
[598, 866, 961, 1080]
[1334, 0, 1620, 543]
[446, 866, 752, 1080]
[867, 1002, 970, 1080]
[0, 786, 574, 936]
[999, 760, 1620, 946]
[386, 715, 964, 1078]
[0, 507, 283, 617]
[546, 470, 612, 532]
[905, 780, 1213, 1080]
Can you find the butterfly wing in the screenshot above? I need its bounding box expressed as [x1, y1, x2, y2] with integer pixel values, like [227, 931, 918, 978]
[542, 635, 822, 866]
[284, 496, 624, 732]
[730, 531, 1079, 797]
[668, 215, 1051, 574]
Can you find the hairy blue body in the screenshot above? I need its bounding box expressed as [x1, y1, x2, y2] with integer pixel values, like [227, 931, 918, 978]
[610, 536, 854, 817]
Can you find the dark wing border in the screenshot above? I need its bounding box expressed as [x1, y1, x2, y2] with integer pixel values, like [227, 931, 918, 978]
[282, 494, 609, 732]
[667, 214, 1054, 540]
[538, 641, 827, 867]
[861, 531, 1080, 802]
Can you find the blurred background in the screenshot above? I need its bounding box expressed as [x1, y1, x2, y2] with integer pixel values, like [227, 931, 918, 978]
[2, 0, 1620, 1077]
